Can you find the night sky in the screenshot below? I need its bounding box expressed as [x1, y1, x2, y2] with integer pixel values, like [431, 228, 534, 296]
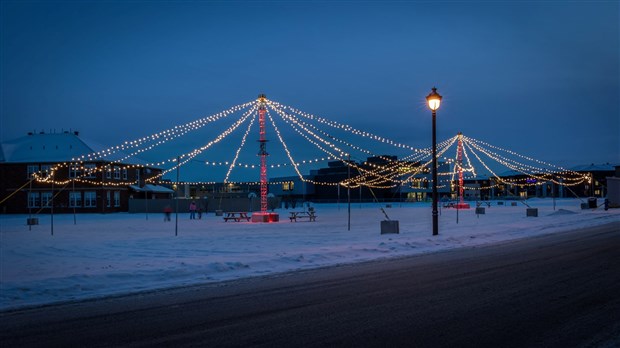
[1, 1, 618, 181]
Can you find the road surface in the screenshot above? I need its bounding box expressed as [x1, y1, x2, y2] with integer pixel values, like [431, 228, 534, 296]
[1, 222, 619, 347]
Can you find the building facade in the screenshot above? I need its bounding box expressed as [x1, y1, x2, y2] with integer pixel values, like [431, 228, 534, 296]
[0, 131, 168, 214]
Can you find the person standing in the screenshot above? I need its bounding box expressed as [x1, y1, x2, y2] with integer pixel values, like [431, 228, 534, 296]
[189, 201, 197, 219]
[164, 205, 172, 222]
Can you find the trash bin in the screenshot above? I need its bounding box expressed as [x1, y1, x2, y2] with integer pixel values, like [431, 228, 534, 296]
[475, 207, 485, 215]
[588, 197, 597, 209]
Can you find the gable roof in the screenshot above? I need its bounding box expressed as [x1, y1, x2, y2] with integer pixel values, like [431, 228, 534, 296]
[0, 132, 149, 165]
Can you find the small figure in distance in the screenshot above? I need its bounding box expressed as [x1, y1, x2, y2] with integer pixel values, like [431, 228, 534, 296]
[189, 201, 197, 220]
[164, 205, 172, 222]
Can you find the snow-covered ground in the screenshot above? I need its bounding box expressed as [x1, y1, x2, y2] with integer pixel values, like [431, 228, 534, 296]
[1, 198, 618, 310]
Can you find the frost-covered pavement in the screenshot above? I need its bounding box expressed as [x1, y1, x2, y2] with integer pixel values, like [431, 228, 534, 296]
[1, 198, 618, 310]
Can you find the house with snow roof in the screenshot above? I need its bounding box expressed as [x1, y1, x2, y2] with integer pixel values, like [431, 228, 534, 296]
[0, 131, 172, 214]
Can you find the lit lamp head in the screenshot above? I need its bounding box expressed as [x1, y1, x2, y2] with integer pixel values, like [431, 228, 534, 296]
[426, 87, 442, 111]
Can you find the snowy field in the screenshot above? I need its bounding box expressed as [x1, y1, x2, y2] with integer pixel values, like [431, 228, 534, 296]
[1, 198, 618, 311]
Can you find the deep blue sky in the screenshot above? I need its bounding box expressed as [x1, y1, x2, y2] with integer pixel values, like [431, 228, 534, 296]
[1, 1, 618, 181]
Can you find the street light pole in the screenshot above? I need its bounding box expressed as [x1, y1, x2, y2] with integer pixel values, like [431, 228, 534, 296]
[426, 87, 442, 236]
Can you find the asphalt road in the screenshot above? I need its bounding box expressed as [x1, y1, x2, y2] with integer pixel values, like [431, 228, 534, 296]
[1, 222, 619, 347]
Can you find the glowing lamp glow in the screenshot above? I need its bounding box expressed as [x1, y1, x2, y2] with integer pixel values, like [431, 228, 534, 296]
[426, 87, 442, 111]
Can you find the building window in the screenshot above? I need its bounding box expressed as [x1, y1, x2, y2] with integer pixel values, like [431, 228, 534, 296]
[41, 191, 53, 208]
[105, 165, 112, 179]
[28, 192, 40, 208]
[84, 191, 97, 207]
[106, 191, 111, 207]
[84, 164, 97, 178]
[69, 192, 82, 207]
[40, 164, 51, 178]
[114, 191, 121, 207]
[283, 181, 294, 191]
[122, 168, 128, 180]
[69, 164, 83, 178]
[27, 165, 39, 178]
[113, 166, 120, 180]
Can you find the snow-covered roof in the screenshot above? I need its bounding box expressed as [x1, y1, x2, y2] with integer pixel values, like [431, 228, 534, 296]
[0, 132, 149, 165]
[129, 184, 174, 193]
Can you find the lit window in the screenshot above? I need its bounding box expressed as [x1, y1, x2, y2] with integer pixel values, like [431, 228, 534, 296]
[283, 181, 295, 191]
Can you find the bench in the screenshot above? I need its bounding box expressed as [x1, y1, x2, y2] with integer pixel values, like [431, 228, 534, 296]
[289, 211, 317, 222]
[223, 212, 251, 222]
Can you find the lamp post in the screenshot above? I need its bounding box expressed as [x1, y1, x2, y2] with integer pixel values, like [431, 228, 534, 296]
[426, 87, 442, 236]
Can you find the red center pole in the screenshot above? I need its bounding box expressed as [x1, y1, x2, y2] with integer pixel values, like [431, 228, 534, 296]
[258, 97, 268, 213]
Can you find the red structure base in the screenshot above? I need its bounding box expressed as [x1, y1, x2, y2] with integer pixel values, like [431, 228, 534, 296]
[251, 212, 280, 223]
[455, 203, 471, 209]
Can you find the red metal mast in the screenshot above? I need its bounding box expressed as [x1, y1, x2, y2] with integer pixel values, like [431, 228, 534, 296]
[251, 94, 279, 222]
[456, 132, 470, 209]
[258, 94, 268, 212]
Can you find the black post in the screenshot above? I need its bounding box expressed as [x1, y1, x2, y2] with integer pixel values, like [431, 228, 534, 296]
[72, 178, 76, 225]
[432, 109, 439, 236]
[51, 173, 54, 236]
[175, 157, 180, 236]
[552, 175, 556, 211]
[347, 154, 351, 231]
[28, 173, 33, 231]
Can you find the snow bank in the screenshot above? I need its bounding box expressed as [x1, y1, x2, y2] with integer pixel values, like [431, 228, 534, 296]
[1, 198, 618, 310]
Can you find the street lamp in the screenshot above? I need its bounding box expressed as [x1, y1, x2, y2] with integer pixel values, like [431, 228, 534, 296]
[426, 87, 442, 236]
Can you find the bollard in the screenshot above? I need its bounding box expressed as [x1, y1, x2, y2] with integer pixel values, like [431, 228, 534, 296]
[380, 220, 399, 234]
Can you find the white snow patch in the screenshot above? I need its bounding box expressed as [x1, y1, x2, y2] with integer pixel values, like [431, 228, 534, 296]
[1, 199, 618, 310]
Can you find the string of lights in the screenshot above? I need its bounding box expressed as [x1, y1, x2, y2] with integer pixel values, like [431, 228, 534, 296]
[73, 101, 254, 163]
[265, 108, 305, 180]
[150, 104, 259, 181]
[223, 108, 258, 182]
[29, 97, 594, 192]
[463, 135, 585, 179]
[267, 100, 429, 154]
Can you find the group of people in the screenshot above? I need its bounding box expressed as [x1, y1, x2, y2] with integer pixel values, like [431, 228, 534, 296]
[163, 201, 205, 221]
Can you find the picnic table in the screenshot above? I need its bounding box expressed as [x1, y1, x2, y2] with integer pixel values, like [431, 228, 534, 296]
[223, 212, 251, 222]
[289, 211, 317, 222]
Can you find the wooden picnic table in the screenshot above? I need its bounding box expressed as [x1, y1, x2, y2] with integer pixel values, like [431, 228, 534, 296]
[223, 212, 251, 222]
[289, 211, 317, 222]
